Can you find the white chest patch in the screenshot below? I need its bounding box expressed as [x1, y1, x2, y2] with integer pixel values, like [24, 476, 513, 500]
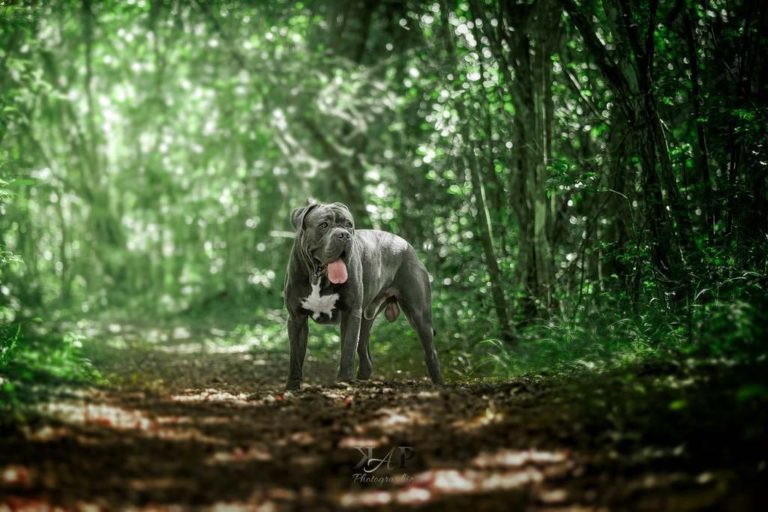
[301, 283, 339, 320]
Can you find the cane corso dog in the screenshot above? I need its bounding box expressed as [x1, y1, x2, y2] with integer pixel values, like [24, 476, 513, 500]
[283, 202, 443, 390]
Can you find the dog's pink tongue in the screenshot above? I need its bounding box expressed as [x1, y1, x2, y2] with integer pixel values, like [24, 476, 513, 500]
[327, 259, 348, 284]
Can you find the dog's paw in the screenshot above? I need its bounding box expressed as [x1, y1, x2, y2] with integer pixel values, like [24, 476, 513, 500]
[336, 370, 355, 382]
[331, 379, 353, 389]
[285, 380, 302, 391]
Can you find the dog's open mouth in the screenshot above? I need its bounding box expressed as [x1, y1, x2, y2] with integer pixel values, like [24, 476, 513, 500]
[323, 250, 348, 284]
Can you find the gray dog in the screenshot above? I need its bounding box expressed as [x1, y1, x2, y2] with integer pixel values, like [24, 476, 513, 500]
[283, 202, 443, 390]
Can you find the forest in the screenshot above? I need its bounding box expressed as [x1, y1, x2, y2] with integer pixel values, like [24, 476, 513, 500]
[1, 0, 767, 510]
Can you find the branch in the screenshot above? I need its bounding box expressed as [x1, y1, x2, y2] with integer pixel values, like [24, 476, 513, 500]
[559, 47, 606, 120]
[645, 0, 659, 75]
[559, 0, 633, 109]
[615, 0, 645, 63]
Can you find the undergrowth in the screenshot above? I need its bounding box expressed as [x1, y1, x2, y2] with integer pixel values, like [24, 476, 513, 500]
[0, 322, 102, 421]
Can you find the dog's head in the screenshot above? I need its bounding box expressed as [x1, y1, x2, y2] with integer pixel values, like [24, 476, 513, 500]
[291, 202, 354, 284]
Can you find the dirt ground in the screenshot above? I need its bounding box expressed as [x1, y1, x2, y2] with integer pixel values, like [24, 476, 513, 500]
[1, 324, 767, 511]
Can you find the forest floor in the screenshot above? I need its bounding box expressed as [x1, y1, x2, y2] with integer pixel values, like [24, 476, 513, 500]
[1, 321, 767, 511]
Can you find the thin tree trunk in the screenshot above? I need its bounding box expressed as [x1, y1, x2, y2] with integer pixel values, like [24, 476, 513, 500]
[440, 0, 516, 344]
[471, 0, 558, 314]
[683, 7, 714, 242]
[465, 144, 516, 345]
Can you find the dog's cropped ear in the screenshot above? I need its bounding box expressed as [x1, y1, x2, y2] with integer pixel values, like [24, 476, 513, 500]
[331, 202, 350, 212]
[291, 203, 320, 231]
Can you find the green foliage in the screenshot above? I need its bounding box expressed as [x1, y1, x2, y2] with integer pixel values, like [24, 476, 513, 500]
[0, 325, 102, 418]
[0, 0, 765, 390]
[0, 324, 20, 368]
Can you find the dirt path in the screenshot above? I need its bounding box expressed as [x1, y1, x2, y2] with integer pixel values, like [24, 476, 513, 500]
[1, 325, 766, 511]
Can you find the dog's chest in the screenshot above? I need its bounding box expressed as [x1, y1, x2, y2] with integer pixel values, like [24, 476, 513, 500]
[300, 281, 341, 322]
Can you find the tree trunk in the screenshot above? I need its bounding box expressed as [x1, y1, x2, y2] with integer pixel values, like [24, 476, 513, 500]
[499, 0, 558, 313]
[440, 0, 516, 344]
[683, 7, 714, 242]
[465, 145, 516, 345]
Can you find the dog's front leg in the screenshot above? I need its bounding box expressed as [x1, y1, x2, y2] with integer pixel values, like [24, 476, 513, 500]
[286, 314, 308, 390]
[338, 309, 362, 382]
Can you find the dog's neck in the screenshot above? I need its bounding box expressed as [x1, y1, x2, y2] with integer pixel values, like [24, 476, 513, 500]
[291, 232, 324, 282]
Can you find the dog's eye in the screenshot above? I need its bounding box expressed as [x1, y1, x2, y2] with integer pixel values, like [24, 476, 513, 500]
[319, 222, 328, 229]
[346, 221, 354, 228]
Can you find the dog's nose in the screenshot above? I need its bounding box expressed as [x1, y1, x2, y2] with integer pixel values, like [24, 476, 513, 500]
[336, 231, 351, 240]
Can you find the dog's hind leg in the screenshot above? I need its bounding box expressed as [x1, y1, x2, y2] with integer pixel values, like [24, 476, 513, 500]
[397, 267, 443, 384]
